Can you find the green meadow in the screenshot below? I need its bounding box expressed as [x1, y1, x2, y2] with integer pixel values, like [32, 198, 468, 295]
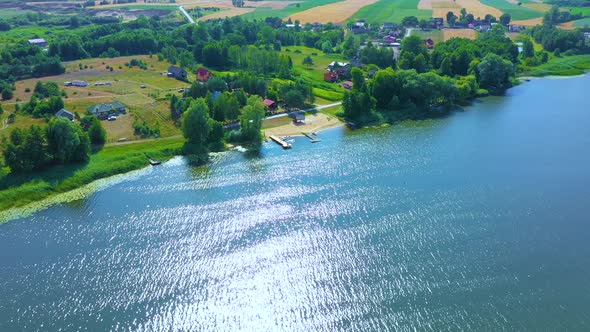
[520, 55, 590, 77]
[241, 0, 343, 20]
[350, 0, 432, 24]
[479, 0, 544, 20]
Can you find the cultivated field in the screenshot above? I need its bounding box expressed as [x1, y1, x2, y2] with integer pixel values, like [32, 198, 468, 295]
[287, 0, 379, 24]
[420, 0, 503, 21]
[442, 28, 478, 41]
[512, 16, 544, 27]
[351, 0, 432, 23]
[3, 55, 185, 143]
[479, 0, 544, 20]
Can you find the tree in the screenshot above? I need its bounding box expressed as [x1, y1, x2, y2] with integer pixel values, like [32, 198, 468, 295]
[284, 90, 305, 109]
[439, 57, 453, 76]
[447, 11, 457, 27]
[351, 67, 364, 92]
[302, 55, 314, 68]
[476, 53, 514, 94]
[522, 38, 535, 58]
[182, 98, 211, 155]
[88, 116, 107, 145]
[4, 126, 50, 172]
[460, 8, 467, 21]
[500, 13, 511, 26]
[1, 88, 13, 101]
[402, 16, 419, 27]
[239, 96, 265, 146]
[46, 118, 90, 164]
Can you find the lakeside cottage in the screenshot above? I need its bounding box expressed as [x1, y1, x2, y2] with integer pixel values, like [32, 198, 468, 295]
[55, 108, 74, 121]
[263, 99, 277, 110]
[87, 102, 126, 120]
[28, 38, 47, 47]
[167, 66, 187, 80]
[324, 71, 338, 82]
[196, 67, 213, 82]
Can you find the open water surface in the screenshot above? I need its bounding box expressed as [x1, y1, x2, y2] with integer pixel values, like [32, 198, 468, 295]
[1, 75, 590, 331]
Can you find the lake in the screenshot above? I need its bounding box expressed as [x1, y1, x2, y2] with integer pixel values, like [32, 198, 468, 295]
[1, 75, 590, 331]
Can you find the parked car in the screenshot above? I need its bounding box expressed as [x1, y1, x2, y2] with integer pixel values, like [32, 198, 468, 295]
[108, 115, 117, 121]
[140, 84, 146, 89]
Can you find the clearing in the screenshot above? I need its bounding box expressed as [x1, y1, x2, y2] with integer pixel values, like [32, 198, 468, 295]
[442, 28, 478, 41]
[263, 113, 341, 138]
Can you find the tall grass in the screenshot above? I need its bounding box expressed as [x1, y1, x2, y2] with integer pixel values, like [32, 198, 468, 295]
[0, 138, 183, 212]
[520, 55, 590, 77]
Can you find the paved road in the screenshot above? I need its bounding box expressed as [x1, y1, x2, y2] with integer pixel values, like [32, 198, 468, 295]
[178, 6, 195, 24]
[265, 102, 342, 120]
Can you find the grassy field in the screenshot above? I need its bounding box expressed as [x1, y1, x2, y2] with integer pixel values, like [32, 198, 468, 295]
[0, 137, 183, 214]
[241, 0, 342, 20]
[478, 0, 545, 20]
[566, 6, 590, 16]
[442, 28, 478, 41]
[425, 0, 503, 21]
[351, 0, 432, 23]
[2, 55, 185, 143]
[573, 17, 590, 27]
[520, 55, 590, 77]
[281, 46, 346, 101]
[0, 9, 32, 19]
[411, 29, 443, 43]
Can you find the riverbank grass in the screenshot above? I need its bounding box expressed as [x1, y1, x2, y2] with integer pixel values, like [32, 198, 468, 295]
[520, 55, 590, 77]
[0, 138, 183, 212]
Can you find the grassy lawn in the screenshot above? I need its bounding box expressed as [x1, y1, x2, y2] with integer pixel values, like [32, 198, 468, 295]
[520, 55, 590, 77]
[350, 0, 432, 24]
[573, 17, 590, 27]
[241, 0, 343, 20]
[0, 137, 183, 215]
[281, 46, 346, 101]
[479, 0, 545, 20]
[411, 29, 443, 43]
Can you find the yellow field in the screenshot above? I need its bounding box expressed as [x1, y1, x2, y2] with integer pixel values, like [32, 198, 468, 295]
[419, 0, 503, 21]
[523, 3, 551, 12]
[511, 17, 544, 27]
[442, 28, 478, 41]
[287, 0, 380, 24]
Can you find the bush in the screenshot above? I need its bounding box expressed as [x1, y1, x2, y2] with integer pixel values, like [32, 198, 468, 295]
[25, 88, 31, 93]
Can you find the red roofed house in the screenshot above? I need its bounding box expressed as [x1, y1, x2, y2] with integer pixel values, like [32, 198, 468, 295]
[324, 71, 339, 82]
[263, 99, 277, 110]
[383, 36, 396, 44]
[196, 67, 213, 82]
[424, 38, 435, 49]
[343, 81, 353, 90]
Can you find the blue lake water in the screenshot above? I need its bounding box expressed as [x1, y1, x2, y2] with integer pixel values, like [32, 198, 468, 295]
[1, 75, 590, 331]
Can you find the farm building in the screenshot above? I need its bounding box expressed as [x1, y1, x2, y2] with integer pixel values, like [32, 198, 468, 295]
[324, 71, 339, 82]
[28, 38, 47, 47]
[87, 102, 126, 120]
[263, 99, 277, 110]
[167, 66, 187, 80]
[65, 80, 88, 87]
[196, 67, 213, 82]
[55, 108, 74, 121]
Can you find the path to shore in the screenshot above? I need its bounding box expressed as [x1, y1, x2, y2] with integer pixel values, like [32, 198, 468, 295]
[266, 102, 342, 120]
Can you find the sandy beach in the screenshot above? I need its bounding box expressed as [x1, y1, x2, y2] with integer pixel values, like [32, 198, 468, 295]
[263, 113, 342, 138]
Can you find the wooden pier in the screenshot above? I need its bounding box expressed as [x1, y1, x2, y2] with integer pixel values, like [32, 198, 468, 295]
[269, 135, 292, 149]
[303, 132, 321, 143]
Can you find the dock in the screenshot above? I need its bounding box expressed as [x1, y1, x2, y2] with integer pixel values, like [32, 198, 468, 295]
[269, 135, 292, 149]
[303, 132, 321, 143]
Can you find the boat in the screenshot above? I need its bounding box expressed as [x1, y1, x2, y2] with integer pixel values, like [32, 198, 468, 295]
[149, 159, 161, 166]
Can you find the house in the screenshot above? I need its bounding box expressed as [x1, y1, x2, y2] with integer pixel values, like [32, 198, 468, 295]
[509, 24, 523, 32]
[195, 67, 213, 82]
[324, 71, 339, 82]
[28, 38, 47, 47]
[55, 108, 74, 121]
[479, 24, 492, 32]
[328, 61, 349, 72]
[381, 22, 394, 31]
[87, 102, 126, 120]
[292, 113, 305, 124]
[263, 99, 277, 110]
[424, 38, 435, 49]
[167, 66, 187, 80]
[584, 32, 590, 40]
[383, 36, 397, 44]
[65, 80, 88, 87]
[343, 81, 353, 90]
